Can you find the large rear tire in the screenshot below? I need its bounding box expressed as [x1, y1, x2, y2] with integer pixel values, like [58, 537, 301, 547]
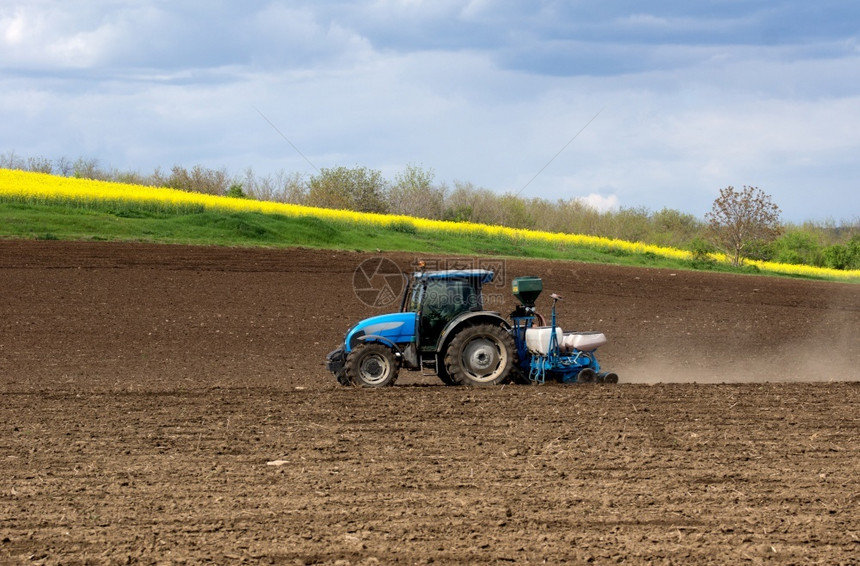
[346, 343, 399, 387]
[436, 360, 457, 386]
[444, 324, 516, 386]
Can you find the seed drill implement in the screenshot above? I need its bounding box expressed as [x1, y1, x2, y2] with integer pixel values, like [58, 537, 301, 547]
[326, 267, 618, 387]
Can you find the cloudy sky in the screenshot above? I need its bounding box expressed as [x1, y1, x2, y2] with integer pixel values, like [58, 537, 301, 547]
[2, 1, 859, 222]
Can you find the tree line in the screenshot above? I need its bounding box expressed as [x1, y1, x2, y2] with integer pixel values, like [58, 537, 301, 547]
[2, 151, 858, 270]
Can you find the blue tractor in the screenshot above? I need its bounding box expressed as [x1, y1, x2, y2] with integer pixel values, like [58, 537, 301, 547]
[325, 267, 618, 387]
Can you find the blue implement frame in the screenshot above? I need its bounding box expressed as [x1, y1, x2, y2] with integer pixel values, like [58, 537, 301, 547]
[511, 296, 601, 384]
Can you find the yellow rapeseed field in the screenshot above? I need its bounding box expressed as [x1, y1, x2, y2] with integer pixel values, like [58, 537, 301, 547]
[1, 168, 857, 280]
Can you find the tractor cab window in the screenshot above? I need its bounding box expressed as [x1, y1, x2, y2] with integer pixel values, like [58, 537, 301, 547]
[407, 282, 424, 312]
[419, 278, 481, 348]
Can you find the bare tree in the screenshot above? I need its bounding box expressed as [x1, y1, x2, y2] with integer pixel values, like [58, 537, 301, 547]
[706, 185, 781, 266]
[26, 156, 53, 174]
[388, 164, 445, 219]
[55, 156, 74, 177]
[0, 151, 25, 169]
[164, 164, 231, 195]
[274, 170, 308, 204]
[72, 157, 107, 180]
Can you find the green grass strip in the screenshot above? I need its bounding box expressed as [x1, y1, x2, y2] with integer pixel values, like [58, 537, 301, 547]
[1, 169, 858, 281]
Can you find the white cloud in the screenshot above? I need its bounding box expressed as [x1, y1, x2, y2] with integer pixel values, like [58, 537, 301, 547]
[243, 5, 374, 69]
[577, 193, 620, 213]
[0, 3, 168, 69]
[1, 7, 26, 45]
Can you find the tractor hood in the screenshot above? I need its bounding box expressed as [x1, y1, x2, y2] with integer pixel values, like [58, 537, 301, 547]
[345, 312, 418, 352]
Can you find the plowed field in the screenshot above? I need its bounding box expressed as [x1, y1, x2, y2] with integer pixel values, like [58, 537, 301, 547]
[1, 241, 858, 564]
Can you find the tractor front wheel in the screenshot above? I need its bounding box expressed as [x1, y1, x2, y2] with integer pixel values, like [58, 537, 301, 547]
[445, 324, 516, 386]
[335, 370, 352, 386]
[346, 343, 400, 387]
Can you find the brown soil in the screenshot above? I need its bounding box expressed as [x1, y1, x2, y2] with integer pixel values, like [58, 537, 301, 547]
[1, 240, 858, 564]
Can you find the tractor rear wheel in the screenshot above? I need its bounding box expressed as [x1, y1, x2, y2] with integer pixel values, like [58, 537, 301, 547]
[436, 361, 457, 386]
[445, 324, 516, 386]
[346, 343, 400, 387]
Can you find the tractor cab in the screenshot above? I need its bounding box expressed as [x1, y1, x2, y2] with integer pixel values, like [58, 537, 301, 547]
[405, 269, 493, 351]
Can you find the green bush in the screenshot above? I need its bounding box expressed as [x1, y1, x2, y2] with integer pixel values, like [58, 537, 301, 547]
[306, 166, 389, 213]
[226, 184, 247, 199]
[689, 237, 716, 262]
[769, 230, 822, 266]
[823, 235, 860, 270]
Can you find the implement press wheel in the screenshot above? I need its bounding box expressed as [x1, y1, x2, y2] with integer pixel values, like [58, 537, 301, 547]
[577, 368, 596, 383]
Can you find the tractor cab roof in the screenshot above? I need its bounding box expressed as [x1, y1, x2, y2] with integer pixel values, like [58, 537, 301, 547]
[412, 269, 495, 284]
